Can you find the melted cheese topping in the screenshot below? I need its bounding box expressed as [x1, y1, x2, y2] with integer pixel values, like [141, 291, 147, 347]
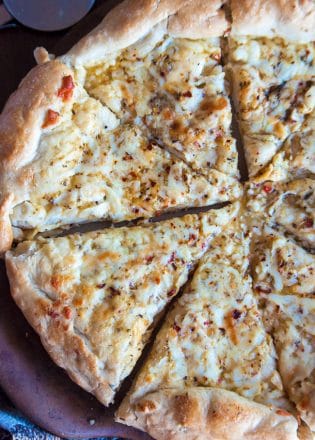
[262, 295, 315, 428]
[10, 206, 236, 396]
[129, 228, 289, 410]
[10, 30, 243, 236]
[11, 105, 241, 232]
[247, 178, 315, 249]
[85, 34, 238, 179]
[229, 37, 315, 179]
[252, 232, 315, 296]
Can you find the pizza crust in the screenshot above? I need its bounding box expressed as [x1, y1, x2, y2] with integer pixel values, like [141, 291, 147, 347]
[65, 0, 229, 66]
[231, 0, 315, 42]
[0, 60, 74, 254]
[116, 387, 299, 440]
[5, 251, 116, 405]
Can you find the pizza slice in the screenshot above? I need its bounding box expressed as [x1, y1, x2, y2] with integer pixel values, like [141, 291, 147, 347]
[249, 212, 315, 430]
[261, 294, 315, 431]
[246, 178, 315, 249]
[116, 217, 299, 439]
[5, 203, 238, 406]
[228, 0, 315, 182]
[84, 32, 239, 181]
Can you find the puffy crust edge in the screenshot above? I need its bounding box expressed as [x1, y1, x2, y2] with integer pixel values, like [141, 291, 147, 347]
[0, 59, 74, 254]
[116, 387, 299, 440]
[231, 0, 315, 42]
[5, 251, 115, 406]
[65, 0, 229, 66]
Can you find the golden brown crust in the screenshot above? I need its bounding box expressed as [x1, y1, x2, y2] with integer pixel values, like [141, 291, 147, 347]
[231, 0, 315, 42]
[0, 59, 74, 253]
[5, 253, 115, 405]
[0, 60, 72, 170]
[65, 0, 230, 66]
[0, 194, 14, 256]
[116, 387, 299, 440]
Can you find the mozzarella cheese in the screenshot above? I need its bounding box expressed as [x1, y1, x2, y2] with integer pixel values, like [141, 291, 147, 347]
[7, 204, 238, 404]
[252, 232, 315, 296]
[9, 28, 243, 238]
[262, 295, 315, 429]
[84, 35, 238, 179]
[229, 37, 315, 180]
[11, 117, 241, 234]
[127, 226, 291, 411]
[246, 178, 315, 249]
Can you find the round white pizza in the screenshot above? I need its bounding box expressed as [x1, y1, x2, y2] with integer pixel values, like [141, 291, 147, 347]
[1, 0, 314, 439]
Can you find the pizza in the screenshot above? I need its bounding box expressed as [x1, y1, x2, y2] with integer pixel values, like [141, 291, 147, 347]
[5, 203, 238, 406]
[116, 220, 299, 439]
[1, 0, 315, 438]
[228, 0, 315, 182]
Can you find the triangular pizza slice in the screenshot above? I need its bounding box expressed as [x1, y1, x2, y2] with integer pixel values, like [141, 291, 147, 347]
[116, 214, 299, 439]
[262, 294, 315, 431]
[84, 29, 239, 181]
[250, 226, 315, 430]
[228, 0, 315, 182]
[5, 203, 237, 406]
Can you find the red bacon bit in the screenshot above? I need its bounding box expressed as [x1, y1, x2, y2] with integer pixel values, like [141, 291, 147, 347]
[204, 321, 211, 326]
[57, 75, 74, 101]
[201, 242, 207, 250]
[63, 306, 72, 319]
[168, 252, 176, 264]
[276, 409, 291, 417]
[48, 310, 59, 319]
[42, 109, 59, 128]
[167, 289, 176, 297]
[263, 184, 273, 193]
[303, 217, 313, 228]
[182, 90, 192, 98]
[145, 255, 154, 264]
[188, 233, 197, 245]
[173, 323, 181, 333]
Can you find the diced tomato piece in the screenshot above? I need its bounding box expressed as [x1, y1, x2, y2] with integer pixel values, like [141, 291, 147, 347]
[42, 109, 59, 128]
[57, 75, 74, 101]
[263, 184, 273, 193]
[304, 218, 313, 228]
